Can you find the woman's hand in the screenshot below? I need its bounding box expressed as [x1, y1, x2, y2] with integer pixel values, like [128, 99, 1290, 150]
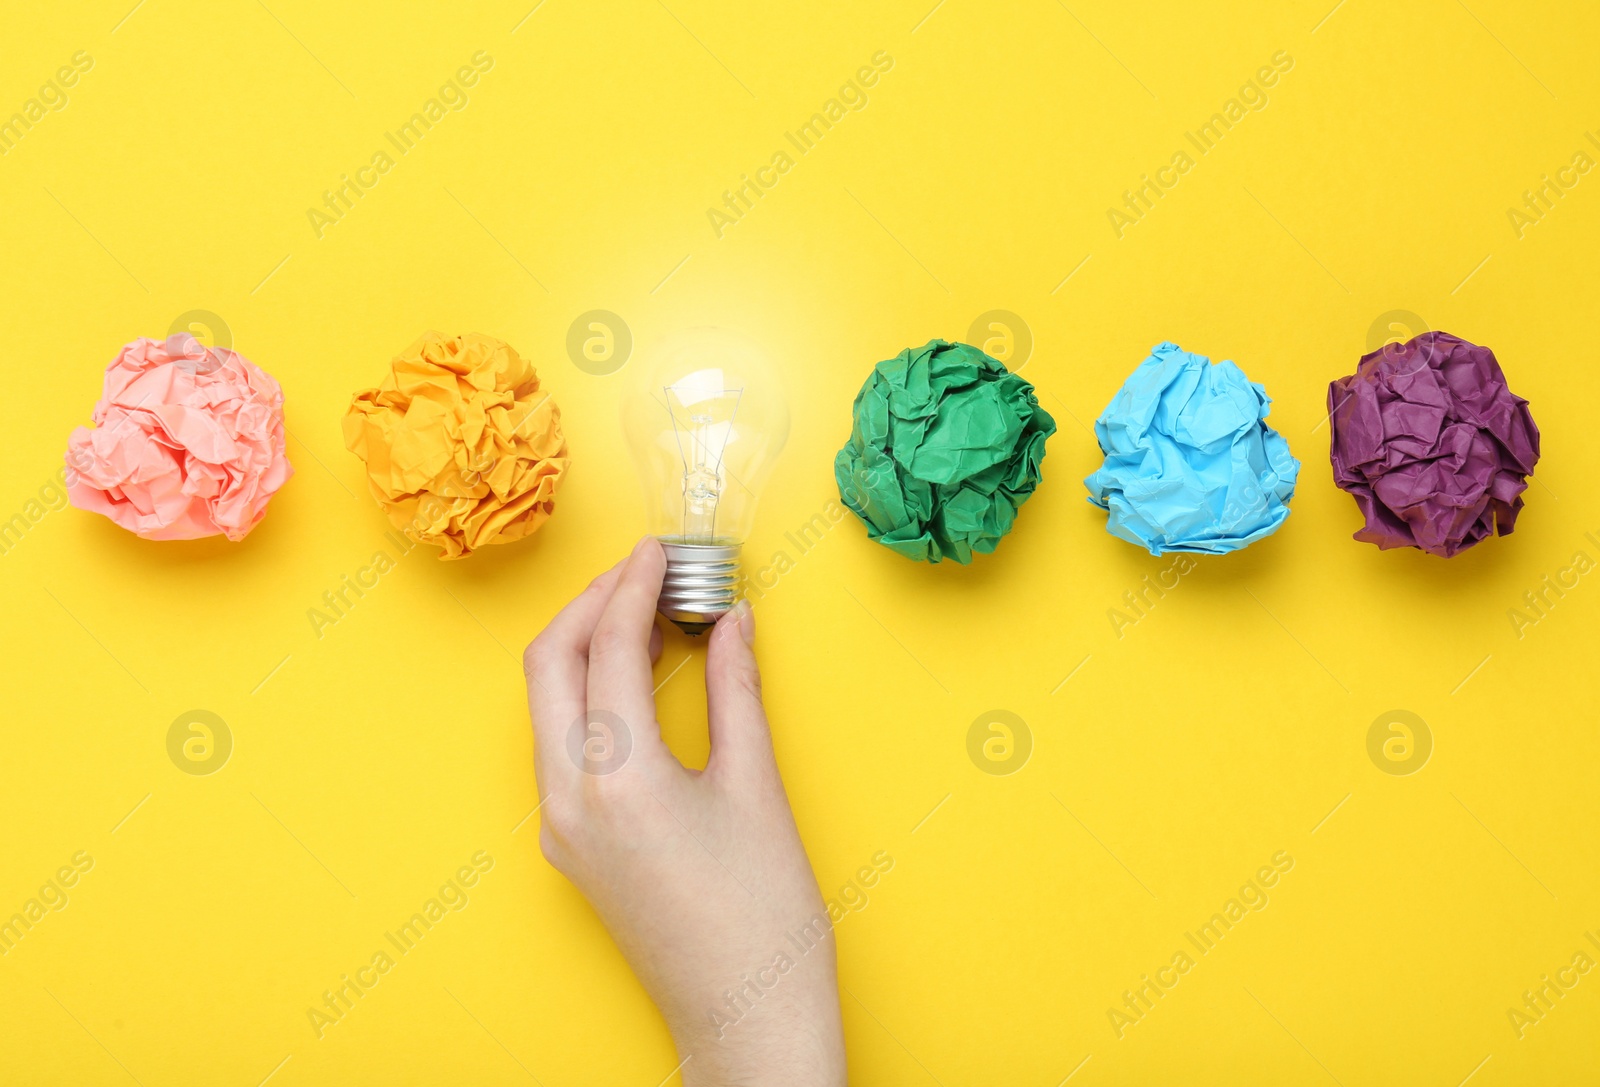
[523, 536, 846, 1086]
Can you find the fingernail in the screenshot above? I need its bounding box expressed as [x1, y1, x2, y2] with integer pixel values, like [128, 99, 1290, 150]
[632, 535, 651, 557]
[732, 599, 755, 645]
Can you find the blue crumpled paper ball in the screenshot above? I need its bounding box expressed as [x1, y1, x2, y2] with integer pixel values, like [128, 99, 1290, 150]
[1084, 342, 1299, 555]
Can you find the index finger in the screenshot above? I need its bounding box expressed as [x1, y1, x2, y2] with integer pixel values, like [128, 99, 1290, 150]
[585, 537, 669, 759]
[523, 555, 628, 787]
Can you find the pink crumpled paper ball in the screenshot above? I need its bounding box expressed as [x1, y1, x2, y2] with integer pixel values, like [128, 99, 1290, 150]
[64, 334, 293, 541]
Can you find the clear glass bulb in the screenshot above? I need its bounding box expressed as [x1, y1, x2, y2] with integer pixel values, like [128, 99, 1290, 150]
[622, 329, 789, 634]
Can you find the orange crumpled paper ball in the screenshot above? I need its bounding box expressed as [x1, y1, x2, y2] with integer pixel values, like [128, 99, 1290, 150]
[65, 334, 293, 541]
[342, 332, 569, 559]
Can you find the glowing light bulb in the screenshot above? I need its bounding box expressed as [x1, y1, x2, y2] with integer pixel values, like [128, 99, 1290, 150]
[622, 329, 789, 634]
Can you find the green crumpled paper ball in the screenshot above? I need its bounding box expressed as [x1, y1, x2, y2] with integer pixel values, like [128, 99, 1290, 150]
[833, 339, 1056, 564]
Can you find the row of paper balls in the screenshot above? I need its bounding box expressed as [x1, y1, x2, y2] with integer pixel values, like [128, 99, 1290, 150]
[62, 329, 1540, 561]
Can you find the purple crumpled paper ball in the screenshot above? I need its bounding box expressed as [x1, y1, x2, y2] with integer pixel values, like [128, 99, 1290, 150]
[1327, 331, 1539, 558]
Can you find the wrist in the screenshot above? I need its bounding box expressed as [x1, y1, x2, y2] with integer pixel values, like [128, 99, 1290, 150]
[672, 994, 846, 1087]
[678, 1034, 846, 1087]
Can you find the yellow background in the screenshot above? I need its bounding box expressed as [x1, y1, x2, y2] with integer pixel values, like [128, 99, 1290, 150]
[2, 0, 1598, 1083]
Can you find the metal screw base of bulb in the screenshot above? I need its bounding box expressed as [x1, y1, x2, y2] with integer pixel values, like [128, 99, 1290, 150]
[656, 538, 741, 635]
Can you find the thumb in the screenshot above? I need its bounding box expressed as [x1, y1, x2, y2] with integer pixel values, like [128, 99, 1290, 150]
[704, 600, 775, 779]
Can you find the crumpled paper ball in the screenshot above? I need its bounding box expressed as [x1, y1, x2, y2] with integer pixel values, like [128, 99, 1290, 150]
[343, 332, 569, 559]
[1085, 342, 1299, 555]
[1328, 331, 1539, 558]
[833, 339, 1055, 564]
[64, 334, 293, 541]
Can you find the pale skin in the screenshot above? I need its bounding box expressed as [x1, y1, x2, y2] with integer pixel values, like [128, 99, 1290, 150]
[522, 536, 847, 1086]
